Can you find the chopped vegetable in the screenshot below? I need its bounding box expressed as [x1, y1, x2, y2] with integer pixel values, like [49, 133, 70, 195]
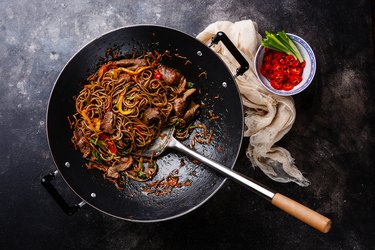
[282, 82, 294, 91]
[97, 65, 108, 79]
[81, 109, 96, 131]
[116, 92, 133, 115]
[260, 49, 306, 91]
[261, 31, 304, 63]
[153, 72, 162, 80]
[99, 133, 117, 154]
[187, 82, 195, 88]
[118, 66, 150, 75]
[138, 171, 147, 179]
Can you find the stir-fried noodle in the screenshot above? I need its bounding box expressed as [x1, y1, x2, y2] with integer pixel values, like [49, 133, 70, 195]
[70, 51, 200, 189]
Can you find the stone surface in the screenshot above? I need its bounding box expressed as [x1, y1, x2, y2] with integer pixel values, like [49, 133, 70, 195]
[1, 0, 374, 249]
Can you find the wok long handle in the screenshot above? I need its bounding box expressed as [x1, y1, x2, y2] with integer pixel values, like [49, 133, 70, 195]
[169, 137, 332, 233]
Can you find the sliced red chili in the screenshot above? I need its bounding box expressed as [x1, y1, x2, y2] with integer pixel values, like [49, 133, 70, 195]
[289, 67, 303, 75]
[271, 62, 283, 72]
[285, 55, 299, 67]
[272, 51, 285, 60]
[153, 72, 162, 80]
[270, 79, 283, 90]
[97, 65, 108, 78]
[134, 125, 143, 133]
[261, 63, 272, 77]
[107, 61, 118, 69]
[269, 70, 285, 82]
[288, 75, 303, 85]
[261, 50, 305, 91]
[283, 82, 294, 91]
[281, 64, 289, 74]
[263, 52, 273, 63]
[99, 133, 117, 154]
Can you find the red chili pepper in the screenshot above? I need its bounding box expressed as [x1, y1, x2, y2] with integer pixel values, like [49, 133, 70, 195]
[261, 63, 272, 76]
[134, 125, 144, 134]
[281, 64, 290, 74]
[263, 53, 273, 63]
[97, 65, 108, 78]
[107, 61, 118, 69]
[272, 51, 285, 60]
[269, 70, 285, 82]
[282, 82, 294, 91]
[271, 62, 283, 72]
[99, 133, 117, 154]
[288, 75, 303, 85]
[290, 67, 303, 75]
[270, 79, 283, 90]
[285, 55, 299, 67]
[261, 49, 306, 91]
[153, 72, 162, 80]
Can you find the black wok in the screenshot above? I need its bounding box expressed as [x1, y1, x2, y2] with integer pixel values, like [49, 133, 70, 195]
[45, 25, 246, 221]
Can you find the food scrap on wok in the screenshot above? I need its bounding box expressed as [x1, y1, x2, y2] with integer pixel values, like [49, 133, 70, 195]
[69, 51, 203, 191]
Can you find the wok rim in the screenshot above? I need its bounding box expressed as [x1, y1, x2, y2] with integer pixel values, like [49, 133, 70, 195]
[46, 24, 245, 222]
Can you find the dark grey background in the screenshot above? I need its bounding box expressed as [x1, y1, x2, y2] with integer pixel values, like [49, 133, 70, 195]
[1, 0, 374, 249]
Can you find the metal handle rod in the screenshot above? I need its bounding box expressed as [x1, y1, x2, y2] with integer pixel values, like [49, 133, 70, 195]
[168, 137, 332, 233]
[168, 137, 275, 200]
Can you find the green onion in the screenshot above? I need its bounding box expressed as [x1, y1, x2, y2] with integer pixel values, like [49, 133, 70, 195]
[187, 82, 195, 88]
[138, 171, 147, 179]
[261, 31, 304, 62]
[89, 139, 98, 146]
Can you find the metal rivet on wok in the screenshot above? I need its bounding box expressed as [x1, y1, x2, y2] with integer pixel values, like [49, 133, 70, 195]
[222, 82, 227, 88]
[91, 193, 96, 198]
[64, 162, 70, 167]
[197, 51, 202, 56]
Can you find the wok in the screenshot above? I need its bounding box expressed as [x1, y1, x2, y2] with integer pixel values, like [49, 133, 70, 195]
[43, 25, 331, 233]
[44, 25, 246, 221]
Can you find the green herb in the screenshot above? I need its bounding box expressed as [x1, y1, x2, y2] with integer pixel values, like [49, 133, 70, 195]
[91, 150, 102, 163]
[261, 31, 304, 63]
[89, 139, 98, 146]
[187, 82, 195, 88]
[138, 171, 147, 179]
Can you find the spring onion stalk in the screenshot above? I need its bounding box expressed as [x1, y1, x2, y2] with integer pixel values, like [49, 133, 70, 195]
[261, 31, 304, 62]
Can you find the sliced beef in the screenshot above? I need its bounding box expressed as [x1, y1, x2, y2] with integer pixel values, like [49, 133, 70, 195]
[176, 77, 187, 95]
[174, 98, 188, 118]
[183, 102, 200, 122]
[115, 59, 147, 69]
[173, 88, 197, 117]
[106, 156, 133, 179]
[101, 111, 115, 134]
[157, 65, 182, 85]
[142, 107, 161, 125]
[73, 128, 90, 158]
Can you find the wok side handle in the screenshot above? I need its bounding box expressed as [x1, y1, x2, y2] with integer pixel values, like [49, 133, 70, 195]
[272, 193, 332, 233]
[209, 31, 249, 77]
[41, 170, 86, 216]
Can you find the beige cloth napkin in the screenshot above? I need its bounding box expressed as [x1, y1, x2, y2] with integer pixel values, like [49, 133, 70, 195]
[197, 20, 310, 186]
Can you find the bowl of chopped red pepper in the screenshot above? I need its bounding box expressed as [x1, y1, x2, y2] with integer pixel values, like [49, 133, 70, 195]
[254, 32, 316, 96]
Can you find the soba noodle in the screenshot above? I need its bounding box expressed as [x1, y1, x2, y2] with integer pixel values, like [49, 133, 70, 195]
[70, 51, 200, 189]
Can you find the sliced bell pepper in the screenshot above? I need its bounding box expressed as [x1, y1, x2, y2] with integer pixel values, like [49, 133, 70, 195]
[99, 133, 117, 154]
[118, 66, 150, 75]
[116, 93, 133, 115]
